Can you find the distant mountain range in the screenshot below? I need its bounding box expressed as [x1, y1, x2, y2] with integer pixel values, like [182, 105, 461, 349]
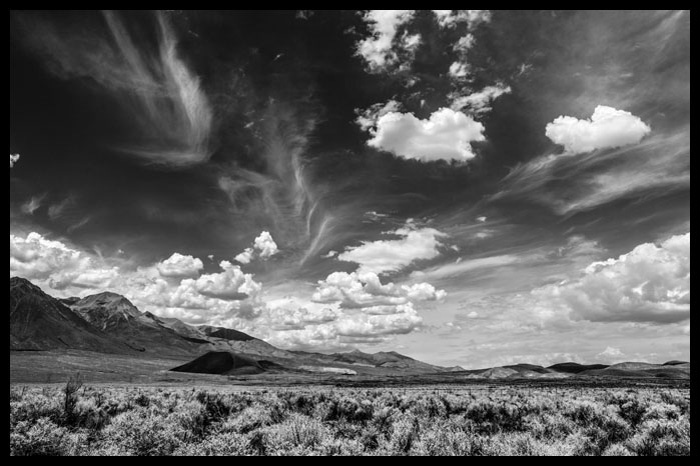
[9, 277, 690, 380]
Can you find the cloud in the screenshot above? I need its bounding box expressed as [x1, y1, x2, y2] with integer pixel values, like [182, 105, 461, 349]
[355, 100, 401, 132]
[9, 231, 266, 324]
[412, 254, 519, 281]
[339, 222, 445, 274]
[493, 128, 689, 215]
[259, 304, 423, 351]
[10, 154, 20, 168]
[254, 271, 445, 351]
[597, 346, 624, 362]
[264, 298, 339, 331]
[234, 248, 254, 265]
[312, 271, 445, 309]
[365, 108, 485, 162]
[453, 34, 475, 53]
[253, 231, 279, 259]
[433, 10, 492, 29]
[448, 62, 470, 79]
[545, 105, 651, 154]
[17, 11, 212, 167]
[535, 233, 690, 323]
[450, 84, 511, 114]
[192, 261, 261, 301]
[156, 253, 204, 279]
[235, 231, 279, 264]
[21, 195, 46, 215]
[10, 232, 118, 290]
[356, 10, 416, 71]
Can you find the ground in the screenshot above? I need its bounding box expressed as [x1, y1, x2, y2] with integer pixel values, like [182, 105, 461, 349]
[9, 350, 691, 456]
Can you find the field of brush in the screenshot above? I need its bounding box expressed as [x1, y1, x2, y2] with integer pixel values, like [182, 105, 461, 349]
[10, 381, 690, 456]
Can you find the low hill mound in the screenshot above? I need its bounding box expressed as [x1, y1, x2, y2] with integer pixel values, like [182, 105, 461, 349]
[171, 351, 265, 375]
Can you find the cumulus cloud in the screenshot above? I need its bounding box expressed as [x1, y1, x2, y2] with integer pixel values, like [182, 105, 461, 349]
[339, 222, 445, 274]
[453, 34, 475, 53]
[312, 271, 446, 310]
[448, 62, 470, 79]
[545, 105, 651, 154]
[355, 100, 401, 132]
[8, 231, 443, 351]
[10, 154, 20, 168]
[253, 231, 279, 259]
[433, 10, 491, 29]
[535, 233, 690, 323]
[597, 346, 624, 361]
[365, 108, 485, 162]
[193, 260, 261, 301]
[10, 232, 118, 290]
[235, 231, 279, 264]
[156, 253, 204, 279]
[9, 231, 265, 325]
[356, 10, 416, 71]
[254, 270, 445, 351]
[450, 84, 511, 114]
[234, 248, 254, 265]
[260, 304, 423, 351]
[244, 269, 447, 351]
[264, 299, 339, 331]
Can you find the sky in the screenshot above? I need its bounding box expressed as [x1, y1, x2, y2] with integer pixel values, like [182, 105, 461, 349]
[10, 10, 690, 368]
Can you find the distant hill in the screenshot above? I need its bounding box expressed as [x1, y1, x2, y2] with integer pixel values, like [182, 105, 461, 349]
[663, 360, 689, 366]
[10, 277, 132, 353]
[580, 362, 691, 379]
[548, 362, 609, 374]
[296, 349, 446, 374]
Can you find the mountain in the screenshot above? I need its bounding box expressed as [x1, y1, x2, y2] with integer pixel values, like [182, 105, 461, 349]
[68, 292, 203, 357]
[156, 317, 210, 343]
[10, 277, 132, 353]
[198, 326, 257, 342]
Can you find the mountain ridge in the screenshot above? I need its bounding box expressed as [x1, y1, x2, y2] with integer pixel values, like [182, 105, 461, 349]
[9, 277, 690, 380]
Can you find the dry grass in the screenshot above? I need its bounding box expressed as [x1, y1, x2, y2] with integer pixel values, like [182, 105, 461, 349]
[10, 383, 690, 456]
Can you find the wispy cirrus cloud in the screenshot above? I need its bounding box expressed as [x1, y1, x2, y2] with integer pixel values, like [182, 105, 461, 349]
[17, 11, 212, 167]
[492, 127, 689, 215]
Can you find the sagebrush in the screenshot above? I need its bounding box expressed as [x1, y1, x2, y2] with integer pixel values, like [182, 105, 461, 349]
[9, 385, 690, 456]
